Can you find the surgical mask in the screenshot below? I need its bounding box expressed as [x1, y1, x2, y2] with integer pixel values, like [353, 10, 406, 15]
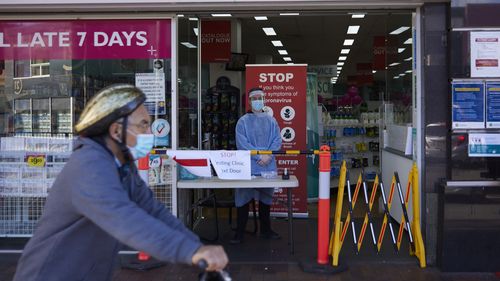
[251, 99, 264, 112]
[127, 133, 155, 159]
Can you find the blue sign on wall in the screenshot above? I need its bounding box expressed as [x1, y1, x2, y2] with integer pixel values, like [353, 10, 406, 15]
[486, 82, 500, 128]
[452, 81, 485, 129]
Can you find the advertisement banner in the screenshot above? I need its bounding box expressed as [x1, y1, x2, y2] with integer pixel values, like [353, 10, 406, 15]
[0, 19, 171, 60]
[201, 21, 231, 63]
[246, 64, 308, 216]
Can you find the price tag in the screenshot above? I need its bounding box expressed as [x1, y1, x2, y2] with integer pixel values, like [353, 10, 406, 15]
[26, 155, 46, 167]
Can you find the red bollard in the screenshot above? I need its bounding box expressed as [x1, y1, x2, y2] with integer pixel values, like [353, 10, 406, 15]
[317, 145, 331, 264]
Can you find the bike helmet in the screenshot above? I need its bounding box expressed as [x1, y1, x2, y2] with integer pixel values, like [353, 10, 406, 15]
[75, 84, 146, 136]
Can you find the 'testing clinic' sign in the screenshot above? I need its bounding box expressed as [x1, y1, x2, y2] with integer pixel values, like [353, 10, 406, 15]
[0, 19, 171, 60]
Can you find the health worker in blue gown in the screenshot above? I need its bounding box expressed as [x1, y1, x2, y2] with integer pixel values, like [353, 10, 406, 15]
[231, 87, 282, 244]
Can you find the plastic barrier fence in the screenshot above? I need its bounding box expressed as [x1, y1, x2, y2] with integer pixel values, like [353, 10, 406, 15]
[329, 161, 426, 268]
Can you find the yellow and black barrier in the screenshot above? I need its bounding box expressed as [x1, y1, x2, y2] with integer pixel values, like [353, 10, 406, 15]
[329, 161, 426, 268]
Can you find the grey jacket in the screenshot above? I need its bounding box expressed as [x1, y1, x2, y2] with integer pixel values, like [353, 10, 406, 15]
[13, 137, 202, 281]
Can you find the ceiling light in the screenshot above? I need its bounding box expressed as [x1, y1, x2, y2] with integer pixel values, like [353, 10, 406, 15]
[404, 38, 412, 45]
[177, 14, 184, 17]
[390, 26, 410, 35]
[347, 25, 360, 34]
[338, 56, 347, 61]
[393, 76, 399, 79]
[283, 57, 292, 62]
[278, 50, 288, 55]
[404, 57, 412, 61]
[263, 27, 277, 36]
[181, 42, 197, 48]
[399, 73, 406, 77]
[212, 13, 232, 17]
[405, 70, 412, 73]
[287, 62, 295, 65]
[398, 48, 405, 53]
[389, 62, 400, 67]
[337, 67, 342, 71]
[189, 17, 198, 21]
[372, 70, 377, 74]
[280, 12, 300, 16]
[340, 49, 350, 54]
[351, 13, 366, 19]
[271, 40, 283, 47]
[193, 28, 198, 36]
[343, 39, 354, 46]
[254, 16, 268, 21]
[337, 62, 345, 66]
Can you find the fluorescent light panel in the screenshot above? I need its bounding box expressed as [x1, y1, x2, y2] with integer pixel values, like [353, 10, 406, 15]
[278, 50, 288, 55]
[338, 56, 347, 61]
[340, 49, 350, 54]
[343, 39, 354, 46]
[181, 42, 197, 48]
[372, 70, 377, 74]
[351, 13, 365, 19]
[404, 57, 412, 61]
[177, 14, 184, 17]
[389, 62, 400, 67]
[390, 26, 410, 35]
[280, 12, 300, 16]
[263, 27, 277, 36]
[189, 17, 198, 21]
[283, 57, 292, 61]
[287, 62, 294, 65]
[404, 38, 412, 45]
[212, 13, 232, 17]
[271, 40, 283, 47]
[347, 25, 360, 34]
[254, 16, 268, 21]
[337, 62, 345, 66]
[398, 48, 405, 53]
[405, 70, 413, 73]
[393, 76, 399, 79]
[193, 28, 198, 36]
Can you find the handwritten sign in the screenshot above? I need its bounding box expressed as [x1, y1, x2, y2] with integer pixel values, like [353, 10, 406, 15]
[26, 154, 46, 167]
[209, 150, 251, 180]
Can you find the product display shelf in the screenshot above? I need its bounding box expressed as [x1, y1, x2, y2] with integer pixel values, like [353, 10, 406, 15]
[322, 122, 380, 188]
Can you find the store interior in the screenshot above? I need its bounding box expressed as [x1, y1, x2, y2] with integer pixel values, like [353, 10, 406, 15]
[176, 10, 418, 262]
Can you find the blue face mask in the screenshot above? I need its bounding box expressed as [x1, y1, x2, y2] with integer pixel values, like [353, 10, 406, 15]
[128, 133, 155, 159]
[251, 99, 264, 112]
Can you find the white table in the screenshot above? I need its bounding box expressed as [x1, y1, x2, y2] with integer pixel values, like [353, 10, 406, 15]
[177, 176, 299, 253]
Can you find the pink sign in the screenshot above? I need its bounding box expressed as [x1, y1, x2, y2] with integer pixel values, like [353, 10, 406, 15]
[0, 19, 171, 60]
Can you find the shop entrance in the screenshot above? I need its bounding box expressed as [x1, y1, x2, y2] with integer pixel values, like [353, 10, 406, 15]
[177, 10, 419, 263]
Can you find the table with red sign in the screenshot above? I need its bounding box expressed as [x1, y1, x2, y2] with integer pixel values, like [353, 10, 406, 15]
[177, 175, 299, 253]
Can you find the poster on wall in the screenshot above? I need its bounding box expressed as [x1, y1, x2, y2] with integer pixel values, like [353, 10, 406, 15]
[486, 82, 500, 128]
[0, 19, 171, 60]
[246, 64, 308, 216]
[471, 32, 500, 77]
[201, 20, 231, 63]
[468, 133, 500, 157]
[452, 81, 485, 129]
[135, 73, 166, 115]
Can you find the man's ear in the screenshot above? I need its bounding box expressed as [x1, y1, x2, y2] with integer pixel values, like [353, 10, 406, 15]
[108, 122, 122, 142]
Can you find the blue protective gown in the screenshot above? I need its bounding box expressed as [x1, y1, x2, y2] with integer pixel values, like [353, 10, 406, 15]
[235, 111, 282, 206]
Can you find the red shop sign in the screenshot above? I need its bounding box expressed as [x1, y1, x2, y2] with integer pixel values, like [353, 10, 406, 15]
[0, 19, 171, 60]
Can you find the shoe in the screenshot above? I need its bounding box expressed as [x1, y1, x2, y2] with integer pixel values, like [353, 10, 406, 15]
[230, 233, 244, 244]
[259, 230, 281, 240]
